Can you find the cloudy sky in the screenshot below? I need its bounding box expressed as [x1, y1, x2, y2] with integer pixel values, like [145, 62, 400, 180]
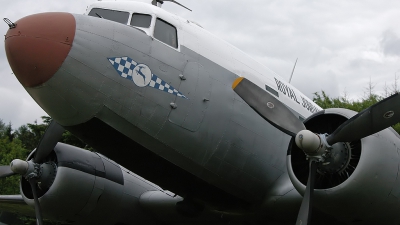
[0, 0, 399, 127]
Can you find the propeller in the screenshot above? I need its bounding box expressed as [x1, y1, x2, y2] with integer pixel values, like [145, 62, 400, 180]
[296, 160, 317, 225]
[0, 165, 15, 178]
[0, 120, 64, 225]
[29, 179, 44, 225]
[326, 93, 400, 145]
[232, 77, 400, 225]
[232, 77, 305, 136]
[34, 120, 65, 163]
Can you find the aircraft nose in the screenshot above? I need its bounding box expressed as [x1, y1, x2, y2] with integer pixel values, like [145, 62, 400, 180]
[5, 12, 76, 87]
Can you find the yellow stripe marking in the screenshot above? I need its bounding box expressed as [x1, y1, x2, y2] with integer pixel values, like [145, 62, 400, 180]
[232, 77, 244, 90]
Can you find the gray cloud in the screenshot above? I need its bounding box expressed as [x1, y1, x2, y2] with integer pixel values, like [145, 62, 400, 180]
[381, 30, 400, 57]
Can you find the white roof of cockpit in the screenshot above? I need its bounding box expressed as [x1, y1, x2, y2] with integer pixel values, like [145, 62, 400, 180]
[86, 1, 182, 23]
[87, 1, 152, 14]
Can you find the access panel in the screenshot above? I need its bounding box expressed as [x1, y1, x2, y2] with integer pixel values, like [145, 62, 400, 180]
[168, 62, 211, 131]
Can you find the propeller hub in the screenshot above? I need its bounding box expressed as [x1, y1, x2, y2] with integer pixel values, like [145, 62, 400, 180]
[10, 159, 29, 175]
[11, 159, 42, 180]
[1, 120, 64, 225]
[295, 130, 323, 156]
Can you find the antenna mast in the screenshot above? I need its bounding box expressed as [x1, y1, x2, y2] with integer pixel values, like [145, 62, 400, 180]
[289, 58, 298, 84]
[151, 0, 192, 11]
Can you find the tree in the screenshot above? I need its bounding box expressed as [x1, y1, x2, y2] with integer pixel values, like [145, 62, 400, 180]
[0, 117, 86, 224]
[0, 135, 28, 194]
[14, 116, 88, 150]
[0, 117, 90, 195]
[0, 120, 14, 142]
[13, 125, 37, 151]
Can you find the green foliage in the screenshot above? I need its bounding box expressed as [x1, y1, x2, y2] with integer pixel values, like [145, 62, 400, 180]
[0, 135, 28, 194]
[313, 90, 400, 134]
[313, 90, 383, 111]
[13, 125, 38, 151]
[0, 121, 15, 142]
[393, 124, 400, 134]
[0, 117, 89, 195]
[13, 116, 88, 150]
[0, 117, 90, 224]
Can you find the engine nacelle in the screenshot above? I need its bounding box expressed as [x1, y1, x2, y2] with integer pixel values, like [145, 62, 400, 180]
[20, 143, 159, 225]
[287, 108, 400, 224]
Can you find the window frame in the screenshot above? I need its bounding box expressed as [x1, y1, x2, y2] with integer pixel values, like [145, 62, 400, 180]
[88, 8, 130, 25]
[130, 13, 152, 28]
[153, 17, 180, 50]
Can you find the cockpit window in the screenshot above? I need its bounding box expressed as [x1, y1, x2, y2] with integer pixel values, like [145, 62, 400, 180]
[88, 8, 129, 24]
[154, 18, 178, 48]
[130, 13, 152, 28]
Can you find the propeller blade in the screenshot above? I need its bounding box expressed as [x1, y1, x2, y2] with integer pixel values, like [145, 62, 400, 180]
[327, 93, 400, 145]
[232, 77, 306, 136]
[0, 166, 15, 178]
[296, 160, 317, 225]
[33, 120, 64, 163]
[29, 179, 43, 225]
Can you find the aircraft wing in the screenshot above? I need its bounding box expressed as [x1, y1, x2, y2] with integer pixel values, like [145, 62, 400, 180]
[0, 195, 34, 217]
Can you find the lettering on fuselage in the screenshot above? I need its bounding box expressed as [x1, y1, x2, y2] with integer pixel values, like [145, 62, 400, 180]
[300, 96, 319, 114]
[274, 78, 300, 104]
[274, 78, 320, 114]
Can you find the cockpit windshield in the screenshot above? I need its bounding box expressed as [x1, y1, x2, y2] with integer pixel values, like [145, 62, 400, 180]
[130, 13, 152, 28]
[88, 8, 129, 24]
[87, 7, 178, 49]
[154, 18, 178, 48]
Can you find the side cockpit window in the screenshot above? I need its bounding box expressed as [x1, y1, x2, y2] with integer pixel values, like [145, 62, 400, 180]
[88, 8, 129, 24]
[130, 13, 152, 28]
[154, 18, 178, 48]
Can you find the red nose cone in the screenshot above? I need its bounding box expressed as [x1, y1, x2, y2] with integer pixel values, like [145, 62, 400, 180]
[5, 12, 76, 87]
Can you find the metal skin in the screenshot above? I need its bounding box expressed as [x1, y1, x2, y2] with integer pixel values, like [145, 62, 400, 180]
[18, 2, 315, 207]
[14, 3, 300, 210]
[19, 143, 202, 225]
[288, 108, 400, 224]
[3, 1, 400, 225]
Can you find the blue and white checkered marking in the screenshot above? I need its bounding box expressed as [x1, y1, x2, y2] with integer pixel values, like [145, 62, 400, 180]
[149, 75, 187, 98]
[109, 56, 137, 80]
[108, 57, 187, 99]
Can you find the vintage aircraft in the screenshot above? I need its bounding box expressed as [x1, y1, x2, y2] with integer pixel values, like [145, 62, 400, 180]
[1, 0, 400, 225]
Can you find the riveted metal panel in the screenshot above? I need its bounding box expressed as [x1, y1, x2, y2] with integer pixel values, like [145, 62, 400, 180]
[168, 62, 211, 131]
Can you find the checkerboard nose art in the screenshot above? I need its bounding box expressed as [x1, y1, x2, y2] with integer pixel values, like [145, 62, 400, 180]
[108, 57, 187, 99]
